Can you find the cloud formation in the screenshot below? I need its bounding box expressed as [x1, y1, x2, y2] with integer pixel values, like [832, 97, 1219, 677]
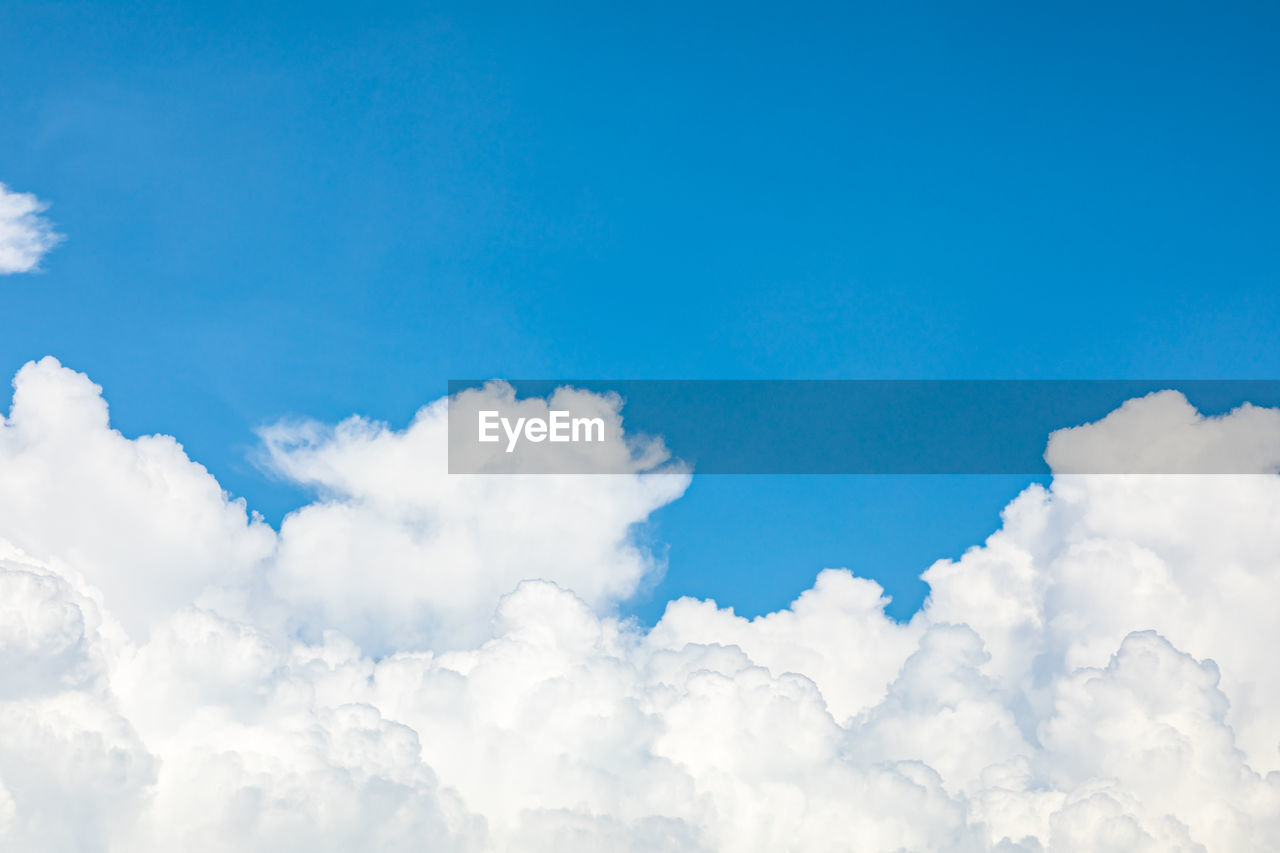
[0, 183, 62, 274]
[259, 381, 687, 652]
[2, 362, 1279, 851]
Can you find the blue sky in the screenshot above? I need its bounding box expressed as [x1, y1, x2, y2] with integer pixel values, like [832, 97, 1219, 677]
[2, 0, 1278, 622]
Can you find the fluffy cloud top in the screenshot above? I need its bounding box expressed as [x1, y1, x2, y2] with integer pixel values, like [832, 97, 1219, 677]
[258, 381, 689, 652]
[0, 183, 62, 274]
[2, 362, 1279, 852]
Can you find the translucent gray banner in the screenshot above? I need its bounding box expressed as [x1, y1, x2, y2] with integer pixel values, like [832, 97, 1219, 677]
[447, 380, 1280, 475]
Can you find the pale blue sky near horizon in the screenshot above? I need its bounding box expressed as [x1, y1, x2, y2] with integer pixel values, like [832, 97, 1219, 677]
[2, 0, 1278, 623]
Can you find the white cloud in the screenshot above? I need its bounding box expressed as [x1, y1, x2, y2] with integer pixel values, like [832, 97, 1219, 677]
[258, 381, 690, 652]
[1045, 389, 1280, 474]
[0, 358, 275, 638]
[2, 363, 1280, 851]
[0, 183, 62, 274]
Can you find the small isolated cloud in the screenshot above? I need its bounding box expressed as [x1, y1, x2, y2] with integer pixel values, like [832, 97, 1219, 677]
[3, 360, 1280, 851]
[0, 183, 63, 274]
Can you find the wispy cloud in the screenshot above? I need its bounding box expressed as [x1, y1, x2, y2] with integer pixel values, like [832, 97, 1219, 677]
[0, 182, 63, 274]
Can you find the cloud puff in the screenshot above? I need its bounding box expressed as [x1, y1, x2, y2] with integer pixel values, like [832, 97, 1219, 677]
[0, 183, 62, 274]
[2, 363, 1279, 851]
[1045, 389, 1280, 474]
[0, 358, 275, 637]
[257, 381, 690, 652]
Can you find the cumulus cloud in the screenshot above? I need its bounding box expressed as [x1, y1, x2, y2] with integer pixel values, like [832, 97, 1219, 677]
[0, 358, 275, 637]
[0, 183, 62, 274]
[257, 380, 689, 652]
[2, 363, 1280, 851]
[1045, 389, 1280, 474]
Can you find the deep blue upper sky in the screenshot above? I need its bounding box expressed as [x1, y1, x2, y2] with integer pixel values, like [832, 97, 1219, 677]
[3, 1, 1278, 622]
